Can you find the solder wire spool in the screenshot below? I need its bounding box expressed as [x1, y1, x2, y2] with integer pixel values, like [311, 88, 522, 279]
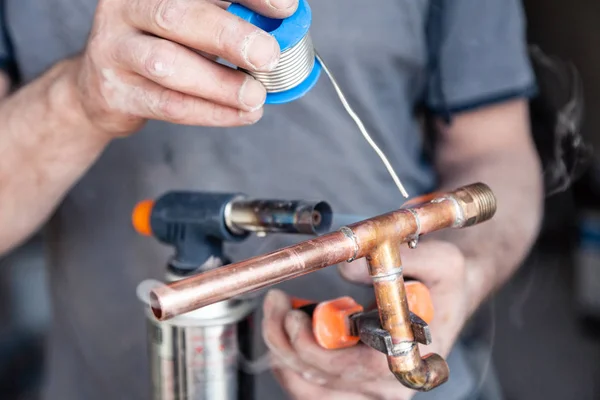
[227, 0, 321, 104]
[227, 0, 409, 198]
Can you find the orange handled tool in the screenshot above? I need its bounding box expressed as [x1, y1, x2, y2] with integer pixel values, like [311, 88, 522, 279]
[292, 281, 434, 350]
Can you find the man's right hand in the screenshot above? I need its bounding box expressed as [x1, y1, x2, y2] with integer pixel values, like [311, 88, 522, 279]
[75, 0, 298, 136]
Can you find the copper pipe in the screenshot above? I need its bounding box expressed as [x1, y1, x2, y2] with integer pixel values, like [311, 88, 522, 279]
[149, 183, 496, 390]
[150, 231, 356, 319]
[151, 183, 495, 319]
[369, 241, 449, 390]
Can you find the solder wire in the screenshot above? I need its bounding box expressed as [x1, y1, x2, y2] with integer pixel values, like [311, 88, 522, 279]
[247, 33, 410, 199]
[316, 52, 410, 198]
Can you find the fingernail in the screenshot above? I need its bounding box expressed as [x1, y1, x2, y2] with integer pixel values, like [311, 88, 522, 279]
[243, 31, 280, 71]
[284, 311, 307, 343]
[239, 76, 266, 111]
[266, 0, 297, 11]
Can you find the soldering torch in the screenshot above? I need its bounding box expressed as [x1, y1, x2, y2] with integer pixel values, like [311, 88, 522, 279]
[132, 192, 333, 400]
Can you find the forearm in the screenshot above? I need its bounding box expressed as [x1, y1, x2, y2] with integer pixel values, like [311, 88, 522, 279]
[432, 101, 544, 314]
[0, 58, 110, 254]
[0, 0, 288, 255]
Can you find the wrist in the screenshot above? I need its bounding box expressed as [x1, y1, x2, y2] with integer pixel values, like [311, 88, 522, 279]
[463, 255, 498, 316]
[46, 58, 112, 146]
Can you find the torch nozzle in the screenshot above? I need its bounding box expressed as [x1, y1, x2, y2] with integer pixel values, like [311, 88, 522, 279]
[225, 199, 333, 235]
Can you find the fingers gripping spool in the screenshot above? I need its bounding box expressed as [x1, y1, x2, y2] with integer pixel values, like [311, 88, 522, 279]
[227, 0, 322, 104]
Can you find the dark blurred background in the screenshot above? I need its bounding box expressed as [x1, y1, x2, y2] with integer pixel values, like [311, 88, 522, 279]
[2, 1, 600, 399]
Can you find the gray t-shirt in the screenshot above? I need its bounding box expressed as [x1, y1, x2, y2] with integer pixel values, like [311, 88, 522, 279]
[1, 1, 535, 399]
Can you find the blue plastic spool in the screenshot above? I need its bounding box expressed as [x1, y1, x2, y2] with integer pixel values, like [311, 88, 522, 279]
[227, 0, 322, 104]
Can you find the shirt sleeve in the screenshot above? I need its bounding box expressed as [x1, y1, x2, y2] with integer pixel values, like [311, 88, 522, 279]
[424, 0, 537, 119]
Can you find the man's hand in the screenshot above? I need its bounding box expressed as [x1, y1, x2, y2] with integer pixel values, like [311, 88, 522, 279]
[75, 0, 298, 136]
[262, 240, 469, 400]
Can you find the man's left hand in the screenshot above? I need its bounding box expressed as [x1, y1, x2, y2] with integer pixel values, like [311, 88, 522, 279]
[262, 240, 473, 400]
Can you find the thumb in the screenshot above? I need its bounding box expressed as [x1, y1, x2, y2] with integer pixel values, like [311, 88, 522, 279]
[337, 258, 371, 284]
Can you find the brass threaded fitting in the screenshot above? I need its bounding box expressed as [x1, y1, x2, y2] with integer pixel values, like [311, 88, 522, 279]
[452, 183, 497, 227]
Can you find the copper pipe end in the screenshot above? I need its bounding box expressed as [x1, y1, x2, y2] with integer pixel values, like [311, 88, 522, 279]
[452, 182, 497, 227]
[391, 353, 449, 391]
[149, 292, 164, 320]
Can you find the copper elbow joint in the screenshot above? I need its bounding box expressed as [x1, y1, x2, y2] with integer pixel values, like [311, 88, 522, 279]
[390, 353, 449, 391]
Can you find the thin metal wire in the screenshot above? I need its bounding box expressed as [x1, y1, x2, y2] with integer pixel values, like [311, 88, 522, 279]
[252, 33, 410, 198]
[315, 52, 410, 198]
